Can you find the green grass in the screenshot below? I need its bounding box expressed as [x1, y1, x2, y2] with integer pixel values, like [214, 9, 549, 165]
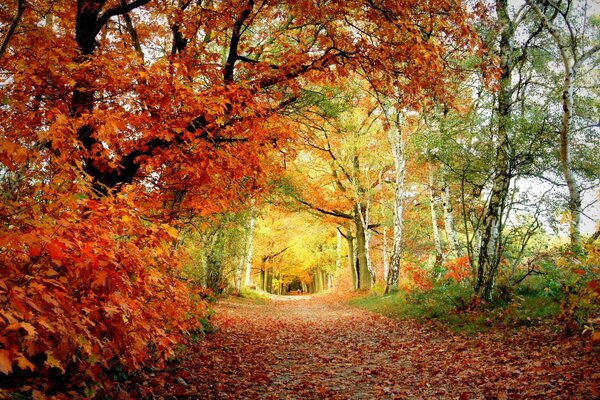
[349, 283, 561, 336]
[236, 287, 271, 304]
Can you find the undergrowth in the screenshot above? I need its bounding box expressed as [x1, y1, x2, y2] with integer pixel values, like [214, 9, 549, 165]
[350, 279, 563, 336]
[236, 287, 271, 304]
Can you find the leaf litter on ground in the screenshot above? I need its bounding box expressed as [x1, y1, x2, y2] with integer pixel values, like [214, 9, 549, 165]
[136, 293, 598, 399]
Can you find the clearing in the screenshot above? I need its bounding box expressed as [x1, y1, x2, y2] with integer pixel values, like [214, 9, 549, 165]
[140, 294, 598, 399]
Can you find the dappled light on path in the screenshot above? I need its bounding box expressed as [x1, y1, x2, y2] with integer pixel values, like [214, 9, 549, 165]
[140, 295, 598, 399]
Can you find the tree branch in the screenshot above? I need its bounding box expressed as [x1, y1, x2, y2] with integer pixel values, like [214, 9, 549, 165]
[94, 0, 151, 38]
[0, 0, 25, 59]
[119, 0, 144, 61]
[225, 0, 254, 83]
[298, 199, 353, 220]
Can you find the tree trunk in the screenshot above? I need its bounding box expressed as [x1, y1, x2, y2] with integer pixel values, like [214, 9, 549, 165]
[385, 114, 406, 293]
[428, 160, 444, 269]
[243, 211, 256, 286]
[340, 227, 358, 290]
[336, 227, 342, 271]
[355, 204, 372, 290]
[259, 268, 265, 291]
[475, 0, 513, 301]
[206, 230, 225, 294]
[266, 269, 273, 293]
[527, 0, 587, 251]
[440, 168, 463, 258]
[379, 172, 390, 281]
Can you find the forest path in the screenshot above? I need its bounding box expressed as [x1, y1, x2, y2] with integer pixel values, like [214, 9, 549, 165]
[145, 294, 598, 399]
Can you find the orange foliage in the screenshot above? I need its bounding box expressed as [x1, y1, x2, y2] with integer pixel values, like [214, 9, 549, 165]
[0, 0, 478, 393]
[400, 262, 433, 291]
[444, 256, 471, 283]
[0, 176, 206, 387]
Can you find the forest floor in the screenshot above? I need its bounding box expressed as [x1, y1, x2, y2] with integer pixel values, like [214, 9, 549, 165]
[140, 293, 599, 399]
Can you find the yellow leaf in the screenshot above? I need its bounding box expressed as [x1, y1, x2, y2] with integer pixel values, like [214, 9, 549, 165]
[20, 322, 37, 338]
[45, 351, 65, 373]
[164, 225, 179, 239]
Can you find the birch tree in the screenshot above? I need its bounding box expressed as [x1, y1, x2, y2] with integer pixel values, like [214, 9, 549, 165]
[527, 0, 600, 250]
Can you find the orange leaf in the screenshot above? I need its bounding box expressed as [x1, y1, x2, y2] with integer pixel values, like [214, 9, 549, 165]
[45, 351, 65, 373]
[92, 271, 108, 288]
[0, 349, 12, 375]
[16, 353, 35, 371]
[4, 322, 37, 338]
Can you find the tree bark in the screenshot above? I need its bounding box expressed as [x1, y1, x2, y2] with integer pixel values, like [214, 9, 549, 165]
[339, 227, 358, 290]
[428, 160, 444, 269]
[526, 0, 596, 251]
[440, 168, 463, 258]
[385, 114, 406, 293]
[474, 0, 513, 301]
[336, 227, 342, 271]
[354, 204, 372, 290]
[243, 211, 256, 286]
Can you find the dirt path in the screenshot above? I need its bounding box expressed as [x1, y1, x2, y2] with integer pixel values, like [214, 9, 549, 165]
[143, 295, 598, 399]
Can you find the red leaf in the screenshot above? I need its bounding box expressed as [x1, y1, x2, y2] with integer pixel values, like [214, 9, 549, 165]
[29, 244, 42, 258]
[46, 241, 65, 262]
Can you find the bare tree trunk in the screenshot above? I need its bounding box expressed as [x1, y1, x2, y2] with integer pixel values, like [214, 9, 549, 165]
[475, 0, 513, 301]
[379, 171, 390, 281]
[386, 114, 406, 293]
[382, 224, 389, 281]
[428, 161, 444, 269]
[235, 248, 245, 293]
[356, 199, 375, 286]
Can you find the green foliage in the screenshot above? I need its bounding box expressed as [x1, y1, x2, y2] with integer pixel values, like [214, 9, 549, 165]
[237, 287, 270, 304]
[350, 279, 564, 336]
[369, 281, 387, 296]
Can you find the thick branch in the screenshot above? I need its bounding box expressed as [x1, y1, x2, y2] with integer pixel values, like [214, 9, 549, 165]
[225, 0, 254, 83]
[94, 0, 151, 39]
[262, 246, 289, 263]
[0, 0, 24, 59]
[298, 199, 353, 220]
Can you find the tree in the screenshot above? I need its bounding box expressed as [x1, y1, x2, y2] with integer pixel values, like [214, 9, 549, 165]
[289, 85, 390, 290]
[527, 0, 600, 250]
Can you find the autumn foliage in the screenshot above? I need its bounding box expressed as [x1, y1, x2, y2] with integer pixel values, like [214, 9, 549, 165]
[0, 0, 479, 394]
[0, 179, 208, 389]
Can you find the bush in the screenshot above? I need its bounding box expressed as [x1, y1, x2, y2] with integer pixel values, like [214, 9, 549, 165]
[0, 195, 208, 396]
